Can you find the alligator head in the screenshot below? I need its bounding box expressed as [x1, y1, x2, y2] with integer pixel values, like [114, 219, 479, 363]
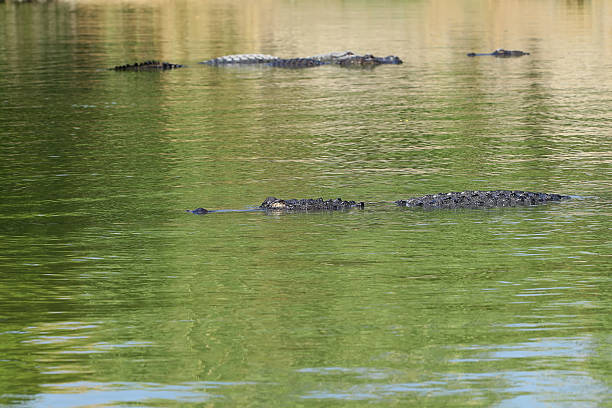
[467, 49, 530, 57]
[260, 197, 289, 209]
[187, 208, 209, 214]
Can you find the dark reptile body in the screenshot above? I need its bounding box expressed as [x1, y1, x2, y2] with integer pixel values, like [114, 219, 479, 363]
[467, 49, 530, 57]
[112, 60, 184, 71]
[112, 55, 401, 70]
[336, 54, 404, 66]
[267, 58, 326, 68]
[198, 51, 403, 68]
[396, 190, 570, 209]
[260, 197, 365, 211]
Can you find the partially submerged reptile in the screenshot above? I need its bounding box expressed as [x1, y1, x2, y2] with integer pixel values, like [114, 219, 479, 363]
[200, 51, 403, 68]
[188, 197, 364, 215]
[187, 190, 571, 214]
[111, 60, 184, 71]
[467, 49, 530, 57]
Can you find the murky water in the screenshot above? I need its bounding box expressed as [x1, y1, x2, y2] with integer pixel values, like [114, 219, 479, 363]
[1, 0, 611, 406]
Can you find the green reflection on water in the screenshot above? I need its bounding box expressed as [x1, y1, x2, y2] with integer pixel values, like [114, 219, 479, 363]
[1, 0, 611, 406]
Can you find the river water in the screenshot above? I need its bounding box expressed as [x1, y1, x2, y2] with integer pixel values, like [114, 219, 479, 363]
[1, 0, 611, 406]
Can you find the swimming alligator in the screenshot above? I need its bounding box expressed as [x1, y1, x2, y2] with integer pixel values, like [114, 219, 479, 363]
[467, 49, 530, 57]
[110, 51, 403, 71]
[200, 51, 403, 68]
[187, 190, 571, 214]
[188, 197, 364, 214]
[111, 61, 185, 71]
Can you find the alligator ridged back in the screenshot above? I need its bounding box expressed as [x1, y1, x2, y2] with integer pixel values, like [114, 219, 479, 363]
[492, 49, 530, 57]
[112, 61, 184, 71]
[267, 58, 327, 68]
[306, 51, 355, 62]
[335, 54, 403, 66]
[396, 190, 570, 209]
[199, 54, 280, 65]
[260, 197, 364, 211]
[198, 51, 403, 68]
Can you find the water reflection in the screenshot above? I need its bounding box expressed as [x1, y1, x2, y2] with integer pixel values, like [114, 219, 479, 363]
[28, 381, 219, 407]
[1, 0, 611, 406]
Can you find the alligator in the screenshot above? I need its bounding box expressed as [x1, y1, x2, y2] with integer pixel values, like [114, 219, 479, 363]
[110, 51, 402, 71]
[187, 190, 571, 214]
[200, 50, 403, 68]
[111, 52, 402, 71]
[111, 60, 185, 71]
[467, 49, 530, 57]
[188, 197, 364, 214]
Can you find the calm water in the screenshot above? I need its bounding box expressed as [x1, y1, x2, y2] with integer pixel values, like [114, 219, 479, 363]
[1, 0, 611, 406]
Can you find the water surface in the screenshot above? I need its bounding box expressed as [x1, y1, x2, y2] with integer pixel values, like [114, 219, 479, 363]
[0, 0, 611, 406]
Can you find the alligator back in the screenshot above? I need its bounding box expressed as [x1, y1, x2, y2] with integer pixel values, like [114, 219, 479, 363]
[112, 61, 184, 71]
[261, 197, 364, 211]
[199, 54, 280, 65]
[267, 58, 327, 68]
[493, 49, 530, 57]
[306, 51, 355, 62]
[199, 51, 403, 68]
[396, 190, 570, 209]
[335, 54, 403, 66]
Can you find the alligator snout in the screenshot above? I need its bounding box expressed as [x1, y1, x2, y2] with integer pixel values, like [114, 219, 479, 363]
[187, 208, 209, 214]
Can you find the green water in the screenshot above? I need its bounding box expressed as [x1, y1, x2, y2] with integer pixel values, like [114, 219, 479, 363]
[1, 0, 611, 406]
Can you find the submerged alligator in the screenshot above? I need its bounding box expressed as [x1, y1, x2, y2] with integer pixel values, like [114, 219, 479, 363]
[187, 190, 571, 214]
[467, 49, 530, 57]
[110, 51, 403, 71]
[111, 61, 185, 71]
[200, 51, 403, 68]
[189, 197, 364, 215]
